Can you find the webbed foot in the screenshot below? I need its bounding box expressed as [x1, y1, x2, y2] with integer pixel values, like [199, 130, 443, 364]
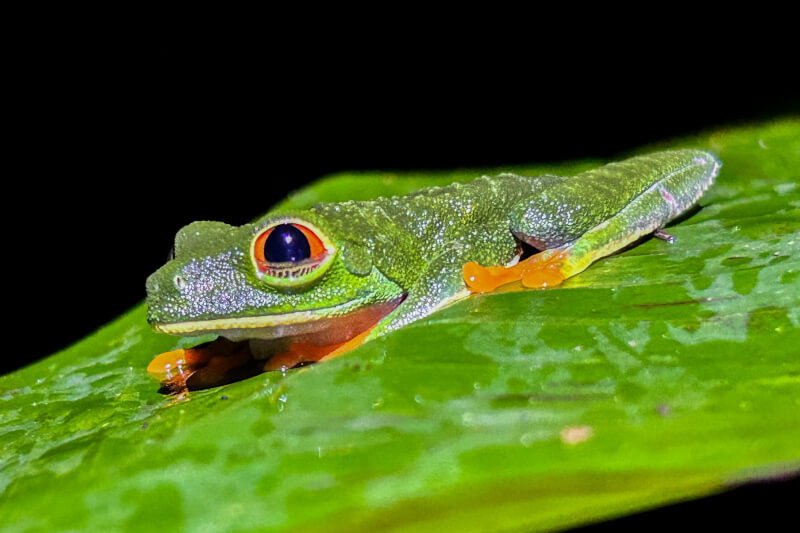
[462, 249, 569, 294]
[147, 338, 257, 393]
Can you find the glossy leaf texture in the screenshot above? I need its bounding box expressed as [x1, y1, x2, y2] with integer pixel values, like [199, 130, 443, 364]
[2, 120, 798, 532]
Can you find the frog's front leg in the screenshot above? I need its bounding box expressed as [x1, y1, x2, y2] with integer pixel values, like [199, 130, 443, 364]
[367, 243, 475, 340]
[263, 240, 493, 369]
[363, 232, 514, 341]
[465, 150, 720, 293]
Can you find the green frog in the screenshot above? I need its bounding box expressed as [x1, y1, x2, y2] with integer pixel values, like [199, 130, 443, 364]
[145, 149, 719, 391]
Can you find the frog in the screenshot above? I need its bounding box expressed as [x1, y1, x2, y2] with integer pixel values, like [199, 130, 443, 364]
[145, 149, 720, 391]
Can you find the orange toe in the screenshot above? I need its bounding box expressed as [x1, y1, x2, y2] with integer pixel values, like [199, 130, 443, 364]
[519, 251, 568, 288]
[463, 262, 517, 293]
[147, 338, 255, 392]
[147, 347, 212, 381]
[463, 250, 570, 294]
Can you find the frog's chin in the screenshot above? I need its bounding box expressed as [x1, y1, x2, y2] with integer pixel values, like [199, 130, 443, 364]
[151, 295, 405, 349]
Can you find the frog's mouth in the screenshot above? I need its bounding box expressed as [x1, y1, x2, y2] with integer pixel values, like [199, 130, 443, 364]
[147, 295, 405, 393]
[150, 296, 404, 345]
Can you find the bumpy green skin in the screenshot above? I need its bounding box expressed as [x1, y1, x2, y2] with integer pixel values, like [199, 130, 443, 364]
[146, 149, 719, 340]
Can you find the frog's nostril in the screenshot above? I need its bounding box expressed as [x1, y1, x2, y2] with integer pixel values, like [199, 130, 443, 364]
[173, 275, 187, 291]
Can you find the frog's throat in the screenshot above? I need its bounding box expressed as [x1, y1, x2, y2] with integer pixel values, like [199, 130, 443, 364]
[150, 295, 405, 342]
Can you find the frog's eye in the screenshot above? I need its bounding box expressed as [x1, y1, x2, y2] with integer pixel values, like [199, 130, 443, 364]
[251, 220, 335, 287]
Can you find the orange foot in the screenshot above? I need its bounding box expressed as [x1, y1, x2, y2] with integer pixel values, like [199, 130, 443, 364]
[462, 249, 569, 294]
[263, 327, 375, 371]
[147, 338, 255, 393]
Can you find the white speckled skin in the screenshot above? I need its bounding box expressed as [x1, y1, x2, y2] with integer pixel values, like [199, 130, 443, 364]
[146, 149, 720, 341]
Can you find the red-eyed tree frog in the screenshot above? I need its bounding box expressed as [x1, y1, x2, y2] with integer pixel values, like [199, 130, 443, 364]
[145, 150, 720, 391]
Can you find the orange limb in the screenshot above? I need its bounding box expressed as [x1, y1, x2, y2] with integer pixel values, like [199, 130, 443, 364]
[147, 346, 213, 382]
[462, 249, 569, 294]
[263, 326, 375, 371]
[184, 342, 253, 389]
[147, 338, 252, 392]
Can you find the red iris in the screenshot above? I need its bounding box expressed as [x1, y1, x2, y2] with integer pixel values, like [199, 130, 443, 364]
[253, 223, 326, 273]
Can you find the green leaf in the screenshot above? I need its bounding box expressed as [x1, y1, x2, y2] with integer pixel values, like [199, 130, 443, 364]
[2, 119, 799, 532]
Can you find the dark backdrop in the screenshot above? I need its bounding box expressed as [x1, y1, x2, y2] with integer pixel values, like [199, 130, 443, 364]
[9, 41, 797, 374]
[5, 36, 798, 530]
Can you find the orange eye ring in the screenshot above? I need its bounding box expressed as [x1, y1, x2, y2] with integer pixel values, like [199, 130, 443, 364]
[250, 219, 336, 287]
[253, 223, 326, 266]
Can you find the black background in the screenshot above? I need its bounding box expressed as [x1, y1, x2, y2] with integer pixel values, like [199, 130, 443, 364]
[6, 33, 798, 528]
[10, 41, 796, 374]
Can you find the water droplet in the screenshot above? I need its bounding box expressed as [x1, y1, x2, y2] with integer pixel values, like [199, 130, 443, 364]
[277, 394, 288, 412]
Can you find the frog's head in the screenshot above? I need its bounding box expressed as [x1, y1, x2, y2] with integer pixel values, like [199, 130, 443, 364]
[145, 211, 404, 345]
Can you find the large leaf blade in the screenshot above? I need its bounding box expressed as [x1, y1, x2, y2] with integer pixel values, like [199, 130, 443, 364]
[1, 119, 798, 532]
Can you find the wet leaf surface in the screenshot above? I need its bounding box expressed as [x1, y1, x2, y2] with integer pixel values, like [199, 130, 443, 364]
[2, 119, 798, 532]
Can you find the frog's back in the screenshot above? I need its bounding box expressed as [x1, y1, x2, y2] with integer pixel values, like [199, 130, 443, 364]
[386, 172, 556, 216]
[306, 173, 553, 287]
[313, 173, 554, 235]
[292, 149, 717, 291]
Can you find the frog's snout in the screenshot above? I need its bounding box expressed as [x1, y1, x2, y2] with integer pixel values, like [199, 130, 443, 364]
[145, 270, 169, 325]
[145, 266, 192, 326]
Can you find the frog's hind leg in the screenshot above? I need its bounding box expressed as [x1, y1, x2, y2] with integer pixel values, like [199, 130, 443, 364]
[464, 150, 720, 294]
[464, 213, 673, 294]
[463, 247, 569, 293]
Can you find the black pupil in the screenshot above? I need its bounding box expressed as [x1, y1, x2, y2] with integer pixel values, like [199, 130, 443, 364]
[264, 224, 311, 263]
